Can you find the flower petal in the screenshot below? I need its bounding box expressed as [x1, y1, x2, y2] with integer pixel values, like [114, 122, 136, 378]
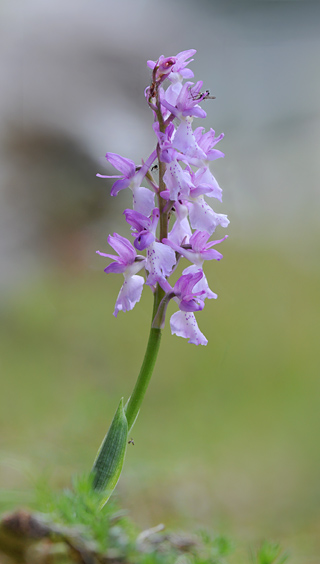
[134, 231, 155, 251]
[189, 198, 224, 235]
[183, 265, 217, 299]
[107, 233, 136, 264]
[110, 177, 131, 196]
[164, 161, 192, 200]
[113, 275, 144, 317]
[146, 242, 176, 285]
[170, 311, 207, 345]
[105, 153, 136, 177]
[104, 263, 126, 274]
[133, 186, 155, 216]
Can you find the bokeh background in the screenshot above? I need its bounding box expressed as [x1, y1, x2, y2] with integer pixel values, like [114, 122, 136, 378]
[1, 1, 320, 562]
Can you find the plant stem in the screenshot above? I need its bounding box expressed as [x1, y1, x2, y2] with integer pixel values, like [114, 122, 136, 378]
[125, 78, 168, 433]
[124, 309, 162, 432]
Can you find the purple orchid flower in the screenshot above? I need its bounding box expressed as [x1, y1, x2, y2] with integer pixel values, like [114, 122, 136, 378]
[181, 127, 225, 168]
[191, 127, 225, 166]
[96, 233, 146, 317]
[179, 167, 229, 235]
[156, 271, 208, 345]
[97, 150, 157, 216]
[161, 81, 207, 120]
[160, 165, 227, 235]
[172, 270, 206, 312]
[124, 208, 159, 251]
[162, 160, 193, 201]
[167, 49, 197, 81]
[147, 49, 196, 83]
[172, 119, 207, 162]
[163, 230, 227, 268]
[158, 270, 205, 312]
[147, 55, 176, 83]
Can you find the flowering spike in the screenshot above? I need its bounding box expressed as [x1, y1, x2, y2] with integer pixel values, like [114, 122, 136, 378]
[96, 49, 228, 342]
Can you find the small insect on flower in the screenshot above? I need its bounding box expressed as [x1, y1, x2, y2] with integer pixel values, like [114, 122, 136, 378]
[202, 90, 216, 100]
[189, 88, 216, 101]
[128, 438, 135, 445]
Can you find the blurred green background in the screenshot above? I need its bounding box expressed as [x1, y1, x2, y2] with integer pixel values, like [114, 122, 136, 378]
[1, 244, 320, 561]
[0, 1, 320, 563]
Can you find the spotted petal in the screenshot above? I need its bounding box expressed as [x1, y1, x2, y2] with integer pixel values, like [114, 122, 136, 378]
[170, 311, 207, 345]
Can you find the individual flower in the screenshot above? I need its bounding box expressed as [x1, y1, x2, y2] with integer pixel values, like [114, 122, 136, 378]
[147, 55, 175, 82]
[147, 49, 196, 83]
[180, 168, 229, 235]
[187, 127, 225, 167]
[97, 151, 157, 216]
[156, 271, 208, 345]
[96, 233, 146, 317]
[171, 270, 206, 312]
[168, 49, 197, 81]
[161, 81, 207, 119]
[163, 160, 193, 201]
[172, 119, 207, 162]
[156, 270, 205, 315]
[163, 230, 227, 268]
[124, 208, 159, 251]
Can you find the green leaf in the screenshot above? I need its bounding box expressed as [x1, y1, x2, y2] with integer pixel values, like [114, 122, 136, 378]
[91, 398, 128, 506]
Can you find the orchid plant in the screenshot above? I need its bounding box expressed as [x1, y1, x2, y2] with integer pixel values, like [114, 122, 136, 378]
[91, 49, 229, 505]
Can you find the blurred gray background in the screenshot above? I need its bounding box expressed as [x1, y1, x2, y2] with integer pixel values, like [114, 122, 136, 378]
[0, 0, 319, 289]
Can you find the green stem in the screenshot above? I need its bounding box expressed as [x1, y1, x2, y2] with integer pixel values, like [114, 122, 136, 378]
[125, 304, 162, 432]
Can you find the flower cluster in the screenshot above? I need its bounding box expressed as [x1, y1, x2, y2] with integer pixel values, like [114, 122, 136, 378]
[97, 49, 229, 345]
